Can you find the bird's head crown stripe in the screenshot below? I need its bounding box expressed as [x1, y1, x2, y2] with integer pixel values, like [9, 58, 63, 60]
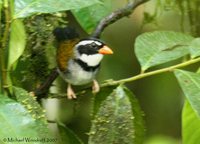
[76, 40, 102, 47]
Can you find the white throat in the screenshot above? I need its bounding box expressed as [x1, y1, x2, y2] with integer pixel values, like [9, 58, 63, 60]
[79, 54, 103, 66]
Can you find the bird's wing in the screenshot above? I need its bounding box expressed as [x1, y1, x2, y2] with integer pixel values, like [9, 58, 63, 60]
[56, 39, 79, 71]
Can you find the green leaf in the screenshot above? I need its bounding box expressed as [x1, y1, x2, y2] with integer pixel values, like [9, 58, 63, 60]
[144, 135, 180, 144]
[123, 86, 145, 144]
[14, 0, 100, 18]
[8, 19, 26, 69]
[13, 87, 47, 123]
[93, 86, 116, 115]
[72, 0, 112, 34]
[174, 69, 200, 117]
[0, 94, 50, 142]
[182, 100, 200, 144]
[189, 38, 200, 58]
[89, 85, 145, 144]
[135, 31, 194, 71]
[57, 124, 84, 144]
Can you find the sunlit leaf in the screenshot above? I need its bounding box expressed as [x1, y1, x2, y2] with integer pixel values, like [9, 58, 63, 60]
[57, 124, 84, 144]
[13, 87, 47, 123]
[0, 94, 50, 143]
[182, 100, 200, 144]
[89, 85, 144, 144]
[72, 0, 112, 34]
[174, 69, 200, 117]
[135, 31, 194, 71]
[14, 0, 100, 18]
[8, 19, 26, 69]
[189, 38, 200, 58]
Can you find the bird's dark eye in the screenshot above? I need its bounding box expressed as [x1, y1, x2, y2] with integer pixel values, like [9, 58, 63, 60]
[91, 42, 97, 48]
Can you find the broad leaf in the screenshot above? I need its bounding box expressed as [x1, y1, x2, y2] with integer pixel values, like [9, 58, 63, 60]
[14, 0, 100, 18]
[8, 19, 26, 69]
[135, 31, 194, 71]
[13, 87, 47, 123]
[89, 85, 144, 144]
[0, 95, 50, 142]
[182, 100, 200, 144]
[72, 0, 112, 34]
[93, 86, 116, 115]
[144, 136, 180, 144]
[174, 69, 200, 117]
[58, 124, 84, 144]
[189, 38, 200, 58]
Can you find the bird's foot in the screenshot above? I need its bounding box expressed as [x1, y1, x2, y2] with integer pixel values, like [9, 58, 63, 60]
[92, 79, 100, 94]
[67, 84, 77, 99]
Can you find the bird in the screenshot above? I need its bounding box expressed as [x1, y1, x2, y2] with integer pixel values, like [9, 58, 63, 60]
[53, 27, 113, 99]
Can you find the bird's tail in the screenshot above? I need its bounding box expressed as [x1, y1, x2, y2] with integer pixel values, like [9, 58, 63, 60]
[53, 27, 79, 42]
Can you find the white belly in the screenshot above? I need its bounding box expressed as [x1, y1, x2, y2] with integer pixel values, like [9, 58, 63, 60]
[58, 60, 98, 85]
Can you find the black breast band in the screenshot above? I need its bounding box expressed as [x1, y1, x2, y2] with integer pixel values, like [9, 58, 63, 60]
[74, 59, 100, 72]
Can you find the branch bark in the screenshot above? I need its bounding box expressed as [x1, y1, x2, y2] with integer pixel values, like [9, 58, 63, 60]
[34, 68, 58, 99]
[92, 0, 150, 38]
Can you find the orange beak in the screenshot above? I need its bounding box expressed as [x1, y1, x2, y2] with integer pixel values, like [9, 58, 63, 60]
[98, 45, 113, 55]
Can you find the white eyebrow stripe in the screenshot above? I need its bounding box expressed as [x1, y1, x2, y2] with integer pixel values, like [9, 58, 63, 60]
[76, 40, 102, 47]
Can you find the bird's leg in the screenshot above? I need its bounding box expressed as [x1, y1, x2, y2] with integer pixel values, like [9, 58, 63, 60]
[92, 79, 100, 94]
[67, 84, 77, 99]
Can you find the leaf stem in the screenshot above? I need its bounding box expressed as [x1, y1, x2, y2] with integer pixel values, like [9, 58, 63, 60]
[101, 57, 200, 87]
[0, 49, 4, 93]
[2, 0, 10, 48]
[0, 0, 11, 94]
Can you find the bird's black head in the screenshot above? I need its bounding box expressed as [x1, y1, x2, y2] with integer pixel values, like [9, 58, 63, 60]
[76, 38, 113, 55]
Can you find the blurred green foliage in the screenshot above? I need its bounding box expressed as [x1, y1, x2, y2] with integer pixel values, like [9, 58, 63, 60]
[0, 94, 50, 143]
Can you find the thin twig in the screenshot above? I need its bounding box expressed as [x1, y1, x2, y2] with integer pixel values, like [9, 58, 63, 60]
[34, 68, 59, 99]
[92, 0, 150, 38]
[101, 57, 200, 87]
[49, 57, 200, 99]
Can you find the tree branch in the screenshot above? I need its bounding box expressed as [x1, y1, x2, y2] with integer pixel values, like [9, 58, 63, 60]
[34, 68, 59, 99]
[101, 57, 200, 87]
[92, 0, 150, 38]
[48, 57, 200, 99]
